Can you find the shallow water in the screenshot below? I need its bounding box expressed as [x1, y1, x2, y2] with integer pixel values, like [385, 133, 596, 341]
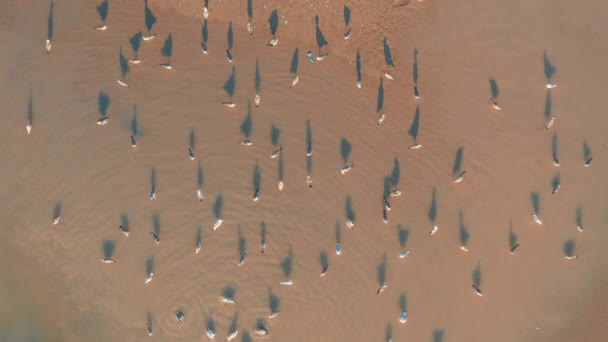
[1, 0, 607, 341]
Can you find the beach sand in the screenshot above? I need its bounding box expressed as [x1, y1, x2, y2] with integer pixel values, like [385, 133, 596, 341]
[0, 0, 607, 341]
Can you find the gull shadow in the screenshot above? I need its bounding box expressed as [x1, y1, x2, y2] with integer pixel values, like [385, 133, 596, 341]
[145, 255, 154, 275]
[223, 66, 236, 98]
[531, 192, 540, 213]
[119, 46, 129, 79]
[144, 0, 157, 33]
[509, 220, 517, 246]
[238, 225, 246, 256]
[268, 9, 279, 36]
[47, 1, 54, 41]
[428, 187, 437, 222]
[376, 78, 384, 112]
[307, 156, 312, 174]
[452, 146, 464, 175]
[223, 285, 237, 299]
[377, 253, 387, 285]
[409, 105, 420, 141]
[150, 167, 156, 192]
[543, 50, 557, 80]
[345, 196, 356, 222]
[355, 49, 362, 82]
[340, 138, 352, 163]
[576, 206, 583, 226]
[390, 158, 400, 186]
[196, 225, 203, 248]
[290, 48, 299, 74]
[270, 123, 281, 145]
[413, 49, 419, 84]
[241, 100, 253, 138]
[260, 221, 267, 246]
[383, 37, 394, 67]
[254, 59, 261, 94]
[315, 15, 328, 53]
[213, 194, 224, 219]
[102, 239, 116, 259]
[306, 119, 312, 143]
[385, 322, 392, 342]
[152, 212, 160, 236]
[472, 262, 481, 288]
[129, 31, 142, 58]
[131, 105, 139, 136]
[241, 331, 251, 342]
[96, 0, 109, 23]
[228, 313, 239, 335]
[268, 287, 280, 314]
[583, 141, 592, 161]
[202, 19, 208, 43]
[98, 91, 110, 116]
[227, 21, 234, 50]
[120, 214, 130, 233]
[278, 153, 284, 181]
[281, 246, 293, 277]
[161, 33, 173, 59]
[53, 201, 62, 221]
[197, 161, 204, 187]
[551, 172, 560, 192]
[383, 176, 390, 200]
[206, 318, 216, 336]
[552, 132, 559, 156]
[544, 90, 552, 119]
[343, 5, 351, 26]
[247, 0, 253, 19]
[27, 91, 33, 128]
[397, 225, 409, 248]
[319, 250, 328, 269]
[253, 162, 262, 191]
[335, 221, 341, 242]
[489, 78, 499, 99]
[399, 292, 407, 311]
[564, 240, 576, 257]
[189, 128, 196, 149]
[433, 329, 445, 342]
[459, 211, 470, 247]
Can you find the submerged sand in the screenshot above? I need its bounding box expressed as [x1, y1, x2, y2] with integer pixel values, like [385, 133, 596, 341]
[1, 0, 607, 341]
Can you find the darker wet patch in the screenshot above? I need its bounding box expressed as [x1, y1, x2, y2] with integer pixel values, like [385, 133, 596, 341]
[409, 105, 421, 141]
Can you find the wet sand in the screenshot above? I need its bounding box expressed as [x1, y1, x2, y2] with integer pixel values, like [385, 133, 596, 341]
[1, 0, 607, 341]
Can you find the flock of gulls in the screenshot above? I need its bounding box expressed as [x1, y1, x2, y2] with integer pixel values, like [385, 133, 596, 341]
[34, 0, 595, 341]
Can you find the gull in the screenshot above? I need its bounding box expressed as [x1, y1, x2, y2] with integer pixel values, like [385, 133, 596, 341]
[472, 284, 483, 296]
[45, 39, 52, 53]
[320, 264, 329, 277]
[376, 283, 387, 295]
[345, 219, 355, 229]
[101, 257, 115, 264]
[267, 37, 279, 47]
[509, 244, 520, 255]
[195, 240, 202, 254]
[145, 271, 154, 284]
[460, 245, 470, 253]
[546, 83, 557, 89]
[160, 63, 172, 70]
[384, 73, 394, 80]
[280, 279, 293, 286]
[131, 135, 137, 147]
[176, 310, 184, 323]
[553, 153, 560, 167]
[344, 28, 352, 39]
[95, 25, 107, 31]
[197, 189, 204, 201]
[399, 311, 408, 323]
[278, 181, 284, 192]
[384, 198, 391, 211]
[271, 146, 282, 159]
[490, 98, 501, 110]
[52, 215, 61, 225]
[341, 164, 354, 175]
[213, 219, 223, 231]
[220, 296, 236, 304]
[387, 190, 401, 197]
[307, 175, 313, 188]
[409, 143, 422, 150]
[238, 252, 247, 266]
[222, 101, 236, 108]
[117, 79, 128, 87]
[377, 113, 386, 126]
[545, 116, 555, 130]
[414, 86, 420, 99]
[119, 225, 129, 237]
[399, 250, 410, 259]
[383, 209, 388, 224]
[150, 232, 160, 245]
[188, 148, 195, 160]
[97, 116, 109, 125]
[247, 22, 253, 35]
[532, 212, 542, 225]
[253, 188, 261, 202]
[240, 139, 253, 146]
[26, 119, 32, 134]
[291, 75, 299, 87]
[585, 157, 593, 167]
[206, 327, 216, 340]
[429, 225, 439, 236]
[453, 171, 466, 183]
[255, 94, 261, 106]
[336, 241, 342, 255]
[227, 330, 238, 341]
